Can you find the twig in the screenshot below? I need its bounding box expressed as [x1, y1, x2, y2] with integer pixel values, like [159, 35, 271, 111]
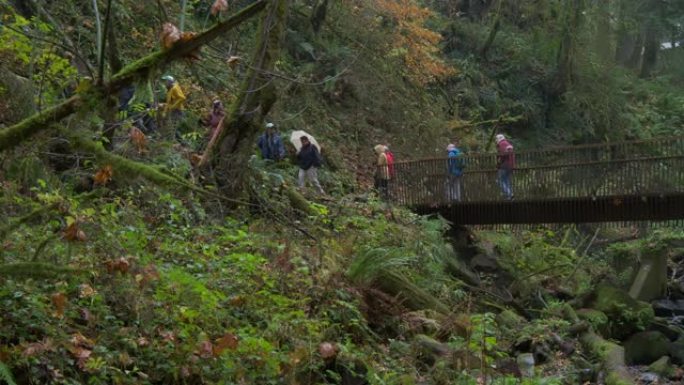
[565, 228, 600, 284]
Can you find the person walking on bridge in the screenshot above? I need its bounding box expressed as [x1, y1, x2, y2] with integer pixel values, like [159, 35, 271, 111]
[446, 143, 464, 202]
[495, 134, 515, 200]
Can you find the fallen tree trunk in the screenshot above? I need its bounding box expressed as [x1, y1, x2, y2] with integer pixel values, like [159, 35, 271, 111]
[563, 304, 634, 385]
[0, 0, 266, 153]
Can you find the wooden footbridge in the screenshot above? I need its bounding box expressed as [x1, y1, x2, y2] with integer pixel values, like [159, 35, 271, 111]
[387, 136, 684, 226]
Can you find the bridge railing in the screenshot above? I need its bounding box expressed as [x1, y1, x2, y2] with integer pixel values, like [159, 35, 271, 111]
[387, 136, 684, 206]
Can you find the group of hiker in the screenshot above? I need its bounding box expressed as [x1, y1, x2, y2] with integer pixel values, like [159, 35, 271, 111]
[117, 74, 517, 201]
[374, 134, 516, 202]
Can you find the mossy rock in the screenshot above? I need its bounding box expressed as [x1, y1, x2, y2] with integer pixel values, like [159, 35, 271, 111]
[576, 308, 609, 335]
[589, 285, 654, 340]
[0, 66, 35, 125]
[647, 356, 675, 378]
[496, 309, 526, 330]
[624, 331, 670, 365]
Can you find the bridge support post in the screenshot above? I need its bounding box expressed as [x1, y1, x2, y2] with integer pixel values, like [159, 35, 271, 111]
[629, 245, 667, 302]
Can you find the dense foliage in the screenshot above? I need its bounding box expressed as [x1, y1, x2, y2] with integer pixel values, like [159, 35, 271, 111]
[1, 0, 683, 384]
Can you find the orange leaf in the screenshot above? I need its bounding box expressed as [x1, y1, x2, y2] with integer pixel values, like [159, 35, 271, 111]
[51, 292, 67, 318]
[130, 127, 147, 154]
[104, 257, 130, 274]
[160, 22, 181, 49]
[93, 165, 113, 185]
[211, 0, 229, 15]
[213, 333, 238, 356]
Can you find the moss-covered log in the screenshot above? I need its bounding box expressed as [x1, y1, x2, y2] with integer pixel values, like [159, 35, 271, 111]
[563, 304, 634, 385]
[0, 1, 266, 153]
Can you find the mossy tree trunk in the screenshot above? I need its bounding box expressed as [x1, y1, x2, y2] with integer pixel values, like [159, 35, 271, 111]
[211, 0, 290, 197]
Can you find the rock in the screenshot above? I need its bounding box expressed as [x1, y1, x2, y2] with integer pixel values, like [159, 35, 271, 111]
[669, 335, 684, 365]
[628, 245, 668, 302]
[496, 309, 525, 330]
[648, 356, 675, 378]
[469, 253, 499, 271]
[652, 299, 684, 317]
[589, 285, 655, 340]
[624, 331, 670, 365]
[638, 372, 659, 384]
[516, 353, 534, 377]
[648, 318, 684, 341]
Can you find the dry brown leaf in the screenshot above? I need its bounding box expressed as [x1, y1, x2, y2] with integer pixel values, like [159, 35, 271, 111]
[211, 0, 229, 15]
[226, 55, 241, 70]
[160, 22, 181, 49]
[318, 342, 337, 359]
[93, 164, 113, 185]
[72, 347, 92, 369]
[137, 336, 149, 347]
[51, 292, 67, 318]
[79, 284, 96, 298]
[70, 332, 95, 348]
[22, 338, 55, 357]
[129, 127, 147, 154]
[213, 333, 238, 356]
[104, 257, 130, 274]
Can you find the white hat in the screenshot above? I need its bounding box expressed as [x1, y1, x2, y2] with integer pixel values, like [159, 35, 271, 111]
[265, 122, 275, 129]
[446, 144, 456, 151]
[495, 134, 506, 144]
[161, 75, 174, 82]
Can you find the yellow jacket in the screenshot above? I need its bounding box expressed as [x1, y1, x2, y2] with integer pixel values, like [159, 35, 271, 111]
[164, 83, 186, 113]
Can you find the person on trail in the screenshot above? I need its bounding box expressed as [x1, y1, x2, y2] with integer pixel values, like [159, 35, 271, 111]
[384, 144, 396, 179]
[495, 134, 515, 200]
[258, 122, 286, 161]
[446, 143, 464, 202]
[374, 144, 390, 200]
[202, 99, 225, 139]
[161, 75, 186, 141]
[161, 75, 186, 118]
[297, 136, 325, 195]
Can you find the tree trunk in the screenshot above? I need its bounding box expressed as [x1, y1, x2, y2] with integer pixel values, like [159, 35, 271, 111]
[211, 0, 290, 198]
[639, 21, 658, 78]
[553, 0, 584, 96]
[594, 0, 612, 63]
[626, 32, 644, 69]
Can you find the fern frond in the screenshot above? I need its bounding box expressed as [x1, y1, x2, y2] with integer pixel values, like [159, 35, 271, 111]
[0, 362, 17, 385]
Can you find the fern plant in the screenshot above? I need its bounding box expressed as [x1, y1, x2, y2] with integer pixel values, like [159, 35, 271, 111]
[0, 362, 17, 385]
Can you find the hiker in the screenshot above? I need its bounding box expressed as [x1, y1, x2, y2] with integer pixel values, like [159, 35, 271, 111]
[161, 75, 186, 140]
[495, 134, 515, 200]
[201, 99, 225, 139]
[446, 143, 464, 202]
[374, 144, 390, 199]
[297, 136, 325, 194]
[257, 122, 286, 161]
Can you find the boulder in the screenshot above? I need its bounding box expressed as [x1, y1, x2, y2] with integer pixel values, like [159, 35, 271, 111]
[624, 331, 670, 365]
[589, 285, 654, 340]
[669, 335, 684, 365]
[651, 299, 684, 317]
[647, 356, 675, 378]
[576, 308, 609, 335]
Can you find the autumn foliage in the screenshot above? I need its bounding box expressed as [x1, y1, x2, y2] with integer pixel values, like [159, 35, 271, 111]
[371, 0, 454, 85]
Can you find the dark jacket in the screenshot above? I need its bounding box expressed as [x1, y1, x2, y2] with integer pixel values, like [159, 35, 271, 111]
[258, 132, 286, 160]
[297, 143, 321, 170]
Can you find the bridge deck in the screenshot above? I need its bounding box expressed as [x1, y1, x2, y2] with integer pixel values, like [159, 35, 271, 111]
[387, 136, 684, 226]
